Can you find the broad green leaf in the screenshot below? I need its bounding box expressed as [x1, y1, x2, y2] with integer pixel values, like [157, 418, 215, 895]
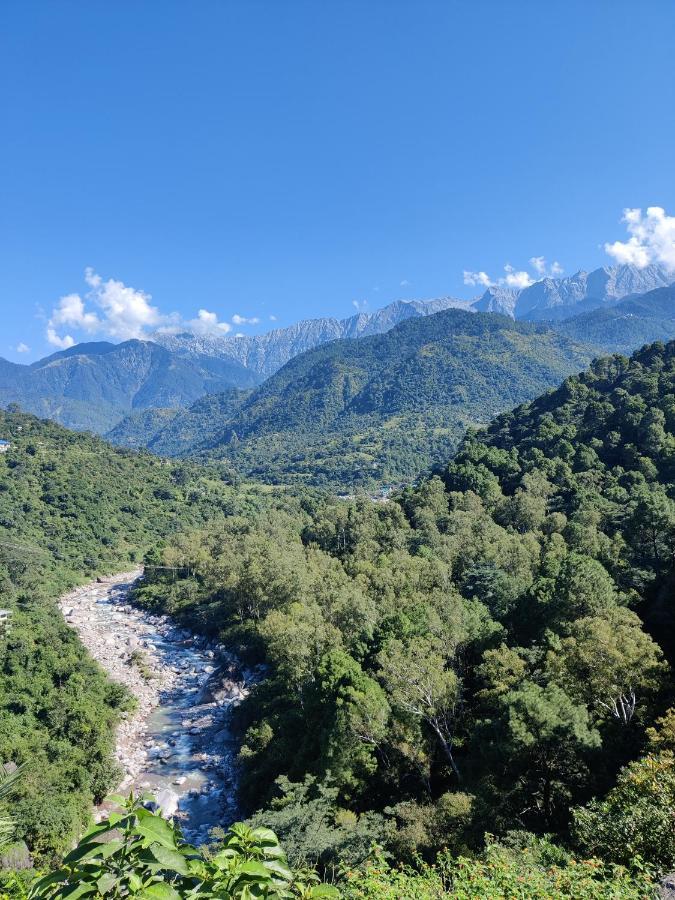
[139, 883, 182, 900]
[129, 873, 144, 892]
[135, 815, 178, 850]
[64, 839, 123, 865]
[61, 881, 98, 900]
[96, 872, 119, 894]
[309, 887, 341, 898]
[236, 860, 274, 880]
[28, 868, 69, 895]
[263, 859, 293, 882]
[250, 827, 279, 846]
[149, 844, 190, 876]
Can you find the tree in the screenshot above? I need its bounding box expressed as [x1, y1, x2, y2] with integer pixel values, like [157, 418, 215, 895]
[377, 637, 461, 779]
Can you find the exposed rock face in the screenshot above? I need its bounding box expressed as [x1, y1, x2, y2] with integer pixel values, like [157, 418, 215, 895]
[151, 296, 473, 379]
[514, 263, 672, 320]
[472, 286, 519, 316]
[58, 571, 254, 843]
[660, 872, 675, 899]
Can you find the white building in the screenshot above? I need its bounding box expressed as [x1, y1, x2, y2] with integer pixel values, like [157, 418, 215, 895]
[0, 440, 10, 453]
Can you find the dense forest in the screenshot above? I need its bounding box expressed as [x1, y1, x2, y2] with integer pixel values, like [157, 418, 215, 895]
[3, 340, 675, 895]
[132, 340, 675, 893]
[110, 309, 595, 489]
[0, 407, 257, 856]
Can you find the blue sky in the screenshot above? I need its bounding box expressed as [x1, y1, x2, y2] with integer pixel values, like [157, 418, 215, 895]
[2, 1, 675, 360]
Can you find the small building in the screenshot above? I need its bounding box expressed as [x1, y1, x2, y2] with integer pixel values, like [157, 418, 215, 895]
[0, 440, 10, 453]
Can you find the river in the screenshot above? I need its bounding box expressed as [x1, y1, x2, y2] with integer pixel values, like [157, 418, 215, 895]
[58, 569, 249, 844]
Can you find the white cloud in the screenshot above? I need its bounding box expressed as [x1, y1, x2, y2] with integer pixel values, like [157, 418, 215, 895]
[529, 256, 563, 277]
[269, 314, 278, 321]
[82, 267, 162, 338]
[464, 257, 563, 292]
[49, 292, 101, 333]
[15, 342, 30, 353]
[463, 270, 493, 287]
[47, 270, 162, 347]
[604, 207, 675, 271]
[187, 309, 232, 336]
[46, 328, 75, 350]
[231, 313, 260, 325]
[45, 269, 260, 348]
[503, 264, 534, 289]
[400, 279, 411, 287]
[352, 299, 369, 311]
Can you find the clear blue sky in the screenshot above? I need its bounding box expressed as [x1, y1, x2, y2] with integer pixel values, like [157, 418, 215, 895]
[2, 1, 675, 360]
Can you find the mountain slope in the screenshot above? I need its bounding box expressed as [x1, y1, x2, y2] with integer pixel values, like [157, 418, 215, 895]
[0, 340, 257, 432]
[0, 407, 246, 854]
[106, 389, 252, 456]
[164, 308, 597, 487]
[553, 284, 675, 354]
[514, 263, 671, 320]
[150, 296, 473, 378]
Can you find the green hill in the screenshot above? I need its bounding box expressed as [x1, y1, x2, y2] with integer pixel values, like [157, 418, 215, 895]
[553, 284, 675, 354]
[121, 309, 595, 488]
[137, 339, 675, 883]
[0, 407, 250, 855]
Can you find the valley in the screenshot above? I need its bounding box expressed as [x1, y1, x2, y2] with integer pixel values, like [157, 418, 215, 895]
[57, 570, 249, 844]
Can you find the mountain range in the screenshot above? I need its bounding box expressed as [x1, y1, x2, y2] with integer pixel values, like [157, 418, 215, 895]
[110, 308, 596, 487]
[2, 262, 675, 487]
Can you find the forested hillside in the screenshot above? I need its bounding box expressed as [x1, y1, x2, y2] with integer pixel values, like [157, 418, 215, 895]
[555, 284, 675, 354]
[120, 309, 594, 488]
[0, 408, 250, 855]
[136, 340, 675, 887]
[0, 340, 256, 433]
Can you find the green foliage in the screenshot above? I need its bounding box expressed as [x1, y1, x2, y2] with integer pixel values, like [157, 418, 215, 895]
[0, 408, 259, 857]
[115, 309, 596, 489]
[136, 340, 675, 877]
[341, 842, 654, 899]
[572, 749, 675, 875]
[29, 795, 338, 899]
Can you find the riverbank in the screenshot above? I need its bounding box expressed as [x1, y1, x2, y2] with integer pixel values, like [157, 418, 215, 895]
[58, 570, 249, 843]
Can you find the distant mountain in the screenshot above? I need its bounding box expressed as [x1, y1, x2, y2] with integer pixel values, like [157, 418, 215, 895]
[106, 389, 251, 456]
[0, 339, 257, 432]
[472, 286, 519, 316]
[121, 308, 596, 487]
[514, 263, 671, 320]
[151, 296, 473, 379]
[553, 284, 675, 354]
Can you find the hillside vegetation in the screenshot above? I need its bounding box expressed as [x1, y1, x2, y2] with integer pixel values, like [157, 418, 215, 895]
[115, 309, 595, 488]
[136, 340, 675, 889]
[0, 407, 250, 855]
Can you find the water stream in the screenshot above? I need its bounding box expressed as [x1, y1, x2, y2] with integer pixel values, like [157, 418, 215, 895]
[58, 569, 249, 843]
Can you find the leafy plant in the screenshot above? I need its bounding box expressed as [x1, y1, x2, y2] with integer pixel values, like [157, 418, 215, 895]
[29, 795, 338, 900]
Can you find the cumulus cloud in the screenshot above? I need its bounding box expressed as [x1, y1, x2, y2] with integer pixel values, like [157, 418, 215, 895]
[530, 256, 564, 277]
[604, 207, 675, 271]
[232, 314, 260, 325]
[503, 264, 534, 289]
[15, 342, 30, 354]
[464, 257, 563, 291]
[463, 270, 493, 288]
[186, 309, 232, 336]
[45, 269, 263, 349]
[47, 270, 162, 347]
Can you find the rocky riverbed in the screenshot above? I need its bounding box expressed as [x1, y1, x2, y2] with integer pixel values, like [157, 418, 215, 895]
[58, 569, 250, 843]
